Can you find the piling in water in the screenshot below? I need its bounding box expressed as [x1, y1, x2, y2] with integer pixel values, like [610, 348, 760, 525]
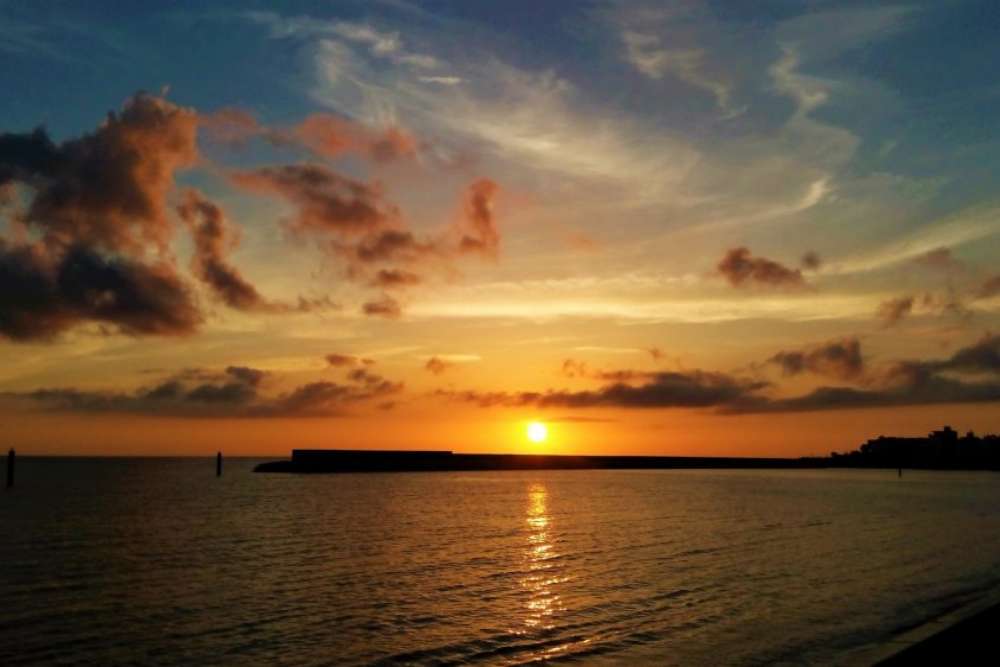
[6, 448, 14, 489]
[216, 451, 222, 477]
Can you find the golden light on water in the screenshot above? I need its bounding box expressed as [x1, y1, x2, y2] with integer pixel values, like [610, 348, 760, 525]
[521, 483, 564, 631]
[527, 421, 548, 444]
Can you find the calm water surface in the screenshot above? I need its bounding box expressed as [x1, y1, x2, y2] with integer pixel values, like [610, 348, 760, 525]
[4, 458, 1000, 665]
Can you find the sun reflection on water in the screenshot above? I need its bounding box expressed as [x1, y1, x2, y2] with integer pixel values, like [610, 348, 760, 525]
[520, 482, 567, 632]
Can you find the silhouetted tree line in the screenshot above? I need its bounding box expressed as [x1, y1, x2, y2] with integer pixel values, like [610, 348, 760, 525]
[822, 426, 1000, 470]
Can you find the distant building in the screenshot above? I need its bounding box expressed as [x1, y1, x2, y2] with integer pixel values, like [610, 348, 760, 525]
[828, 426, 1000, 470]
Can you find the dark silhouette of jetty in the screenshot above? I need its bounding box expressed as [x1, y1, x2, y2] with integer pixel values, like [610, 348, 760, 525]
[254, 449, 818, 474]
[254, 426, 1000, 474]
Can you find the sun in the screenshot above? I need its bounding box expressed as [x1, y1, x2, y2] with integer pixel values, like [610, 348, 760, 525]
[527, 421, 548, 444]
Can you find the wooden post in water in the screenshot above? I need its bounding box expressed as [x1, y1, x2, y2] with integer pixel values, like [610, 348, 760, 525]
[6, 448, 14, 489]
[216, 451, 222, 477]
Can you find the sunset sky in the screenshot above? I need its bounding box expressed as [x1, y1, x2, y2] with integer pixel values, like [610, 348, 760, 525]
[2, 1, 999, 457]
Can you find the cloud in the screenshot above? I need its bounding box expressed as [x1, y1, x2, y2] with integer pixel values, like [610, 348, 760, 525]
[439, 370, 768, 409]
[0, 93, 222, 340]
[245, 12, 440, 70]
[621, 34, 732, 110]
[457, 179, 500, 257]
[370, 268, 421, 289]
[424, 356, 452, 375]
[914, 246, 963, 272]
[767, 338, 864, 381]
[440, 336, 1000, 415]
[876, 295, 915, 328]
[978, 275, 1000, 300]
[176, 189, 266, 311]
[0, 92, 198, 255]
[801, 251, 822, 270]
[419, 76, 463, 86]
[561, 358, 588, 378]
[326, 353, 375, 367]
[8, 363, 402, 418]
[734, 336, 1000, 412]
[933, 333, 1000, 375]
[362, 295, 402, 318]
[0, 241, 200, 341]
[232, 163, 397, 235]
[717, 247, 805, 288]
[342, 229, 436, 264]
[291, 114, 418, 163]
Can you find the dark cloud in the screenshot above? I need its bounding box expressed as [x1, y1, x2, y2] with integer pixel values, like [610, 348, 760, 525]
[876, 295, 914, 327]
[176, 189, 266, 311]
[371, 268, 421, 289]
[362, 295, 402, 319]
[342, 229, 436, 264]
[440, 370, 767, 409]
[717, 247, 804, 288]
[225, 365, 267, 387]
[767, 338, 864, 381]
[458, 179, 500, 257]
[935, 333, 1000, 374]
[0, 93, 198, 254]
[725, 335, 1000, 412]
[976, 275, 1000, 300]
[0, 93, 209, 341]
[232, 163, 397, 235]
[920, 289, 971, 320]
[560, 358, 655, 383]
[801, 251, 822, 270]
[292, 295, 340, 313]
[8, 363, 402, 418]
[441, 335, 1000, 415]
[0, 242, 200, 340]
[425, 356, 452, 375]
[326, 353, 375, 367]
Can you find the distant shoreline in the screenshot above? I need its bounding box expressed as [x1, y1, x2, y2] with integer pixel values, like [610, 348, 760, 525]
[252, 449, 1000, 474]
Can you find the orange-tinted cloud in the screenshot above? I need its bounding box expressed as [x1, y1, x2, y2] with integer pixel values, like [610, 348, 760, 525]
[371, 268, 422, 289]
[176, 189, 266, 311]
[0, 93, 204, 340]
[202, 108, 418, 163]
[293, 114, 417, 163]
[232, 164, 398, 235]
[458, 178, 500, 257]
[1, 93, 198, 255]
[362, 295, 402, 318]
[424, 356, 453, 375]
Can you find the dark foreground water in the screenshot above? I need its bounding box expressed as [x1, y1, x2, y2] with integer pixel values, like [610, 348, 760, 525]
[4, 459, 1000, 665]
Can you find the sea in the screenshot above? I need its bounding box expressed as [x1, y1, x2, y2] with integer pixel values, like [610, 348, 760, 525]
[4, 458, 1000, 665]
